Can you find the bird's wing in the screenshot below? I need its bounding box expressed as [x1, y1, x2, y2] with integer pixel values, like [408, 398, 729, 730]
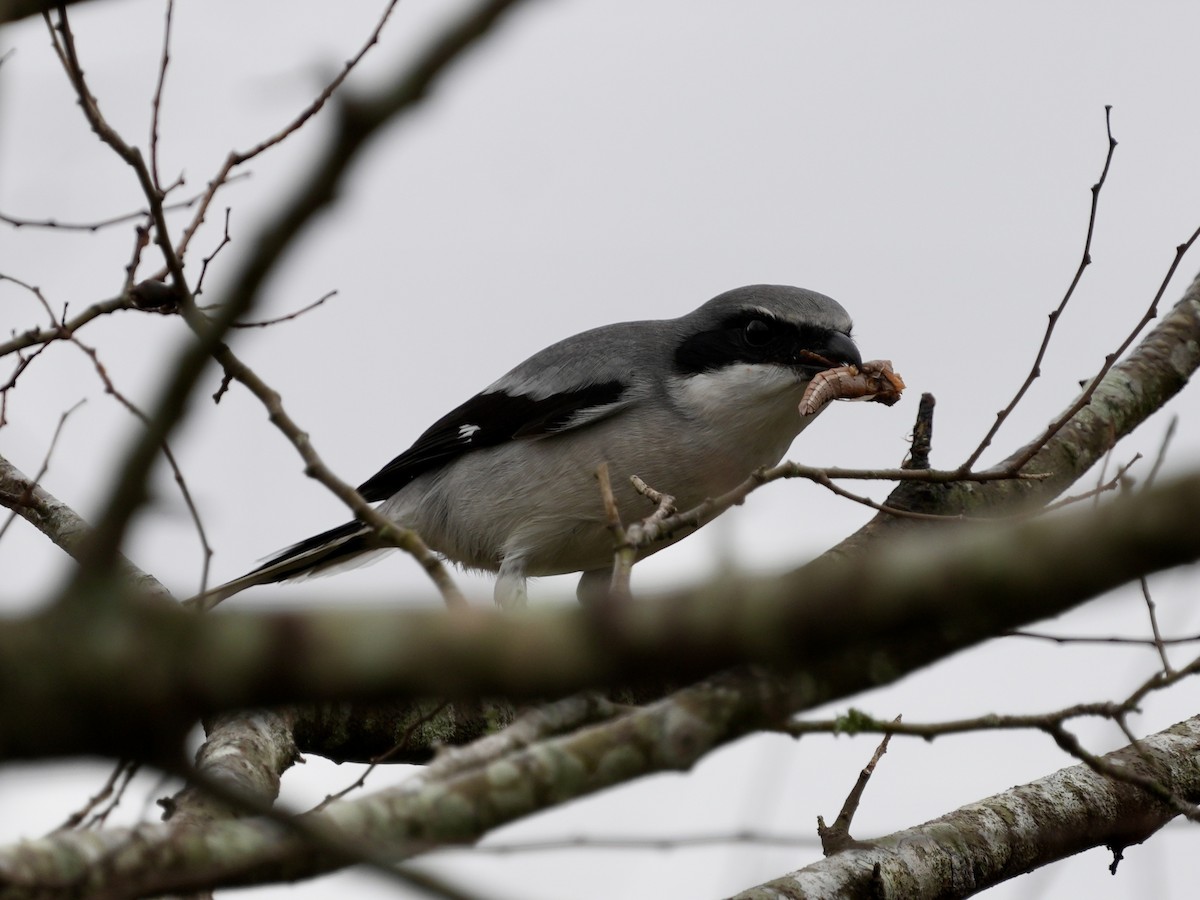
[357, 377, 629, 501]
[222, 377, 630, 593]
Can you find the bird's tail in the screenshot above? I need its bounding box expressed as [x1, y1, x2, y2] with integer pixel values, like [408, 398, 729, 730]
[191, 520, 379, 610]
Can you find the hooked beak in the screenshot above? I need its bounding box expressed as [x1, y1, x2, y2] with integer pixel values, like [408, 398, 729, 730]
[796, 330, 861, 375]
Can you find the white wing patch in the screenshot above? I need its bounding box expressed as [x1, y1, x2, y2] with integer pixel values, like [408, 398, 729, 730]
[458, 423, 482, 441]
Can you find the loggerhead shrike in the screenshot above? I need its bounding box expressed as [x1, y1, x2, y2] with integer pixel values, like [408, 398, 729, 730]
[215, 284, 864, 609]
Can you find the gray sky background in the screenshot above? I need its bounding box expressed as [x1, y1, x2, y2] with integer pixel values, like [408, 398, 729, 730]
[2, 2, 1199, 897]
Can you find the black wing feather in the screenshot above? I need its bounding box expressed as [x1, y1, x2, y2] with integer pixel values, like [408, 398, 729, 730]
[357, 380, 627, 502]
[245, 379, 628, 582]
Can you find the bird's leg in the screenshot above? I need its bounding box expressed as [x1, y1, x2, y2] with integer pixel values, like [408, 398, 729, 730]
[495, 555, 528, 610]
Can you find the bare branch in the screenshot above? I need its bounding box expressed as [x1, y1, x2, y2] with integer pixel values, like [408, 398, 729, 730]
[46, 0, 531, 591]
[1139, 577, 1173, 675]
[0, 173, 250, 234]
[310, 702, 449, 812]
[0, 450, 174, 604]
[734, 715, 1200, 898]
[1045, 722, 1198, 823]
[46, 5, 187, 289]
[961, 106, 1118, 471]
[1040, 452, 1140, 512]
[148, 0, 174, 194]
[229, 289, 338, 329]
[170, 0, 402, 262]
[1003, 222, 1200, 474]
[65, 330, 214, 594]
[3, 467, 1200, 762]
[1145, 415, 1178, 488]
[192, 206, 231, 299]
[0, 291, 137, 359]
[54, 760, 139, 832]
[471, 831, 823, 854]
[0, 401, 83, 545]
[817, 720, 897, 854]
[1005, 629, 1200, 648]
[787, 703, 1132, 742]
[827, 275, 1200, 564]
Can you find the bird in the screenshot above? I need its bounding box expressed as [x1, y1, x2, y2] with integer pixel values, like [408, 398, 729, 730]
[212, 284, 863, 609]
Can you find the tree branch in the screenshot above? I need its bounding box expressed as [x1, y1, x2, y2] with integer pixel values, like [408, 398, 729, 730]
[2, 466, 1199, 762]
[0, 451, 174, 604]
[824, 273, 1200, 561]
[733, 715, 1200, 898]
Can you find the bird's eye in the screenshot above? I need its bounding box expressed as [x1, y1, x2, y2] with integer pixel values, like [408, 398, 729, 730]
[743, 318, 773, 346]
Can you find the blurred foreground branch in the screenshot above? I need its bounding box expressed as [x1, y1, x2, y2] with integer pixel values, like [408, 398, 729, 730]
[2, 464, 1199, 762]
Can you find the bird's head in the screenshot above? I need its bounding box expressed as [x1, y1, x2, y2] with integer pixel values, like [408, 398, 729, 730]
[672, 284, 861, 396]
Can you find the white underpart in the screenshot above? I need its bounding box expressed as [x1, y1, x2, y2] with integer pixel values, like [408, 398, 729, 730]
[671, 363, 823, 484]
[675, 363, 801, 416]
[677, 360, 812, 425]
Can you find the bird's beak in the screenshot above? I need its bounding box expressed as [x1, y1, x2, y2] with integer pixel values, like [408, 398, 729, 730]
[796, 331, 861, 375]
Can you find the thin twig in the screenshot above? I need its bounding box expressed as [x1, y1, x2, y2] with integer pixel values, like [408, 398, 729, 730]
[0, 400, 85, 545]
[170, 0, 403, 264]
[0, 286, 135, 359]
[1005, 629, 1200, 648]
[817, 717, 898, 854]
[961, 106, 1118, 471]
[1093, 447, 1114, 508]
[193, 207, 231, 298]
[2, 277, 209, 583]
[1139, 578, 1173, 676]
[785, 690, 1198, 826]
[1145, 416, 1178, 489]
[121, 222, 152, 295]
[0, 173, 251, 233]
[804, 468, 968, 522]
[0, 342, 52, 427]
[623, 460, 982, 556]
[471, 830, 824, 854]
[175, 0, 526, 609]
[1122, 651, 1200, 711]
[44, 0, 528, 593]
[1004, 221, 1200, 473]
[54, 760, 140, 832]
[311, 702, 449, 813]
[48, 5, 188, 291]
[230, 290, 339, 328]
[148, 0, 175, 193]
[1139, 417, 1178, 674]
[786, 703, 1129, 742]
[1041, 453, 1140, 513]
[66, 332, 214, 595]
[778, 463, 1044, 484]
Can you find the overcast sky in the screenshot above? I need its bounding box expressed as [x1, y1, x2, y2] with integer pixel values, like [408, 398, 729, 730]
[2, 2, 1199, 898]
